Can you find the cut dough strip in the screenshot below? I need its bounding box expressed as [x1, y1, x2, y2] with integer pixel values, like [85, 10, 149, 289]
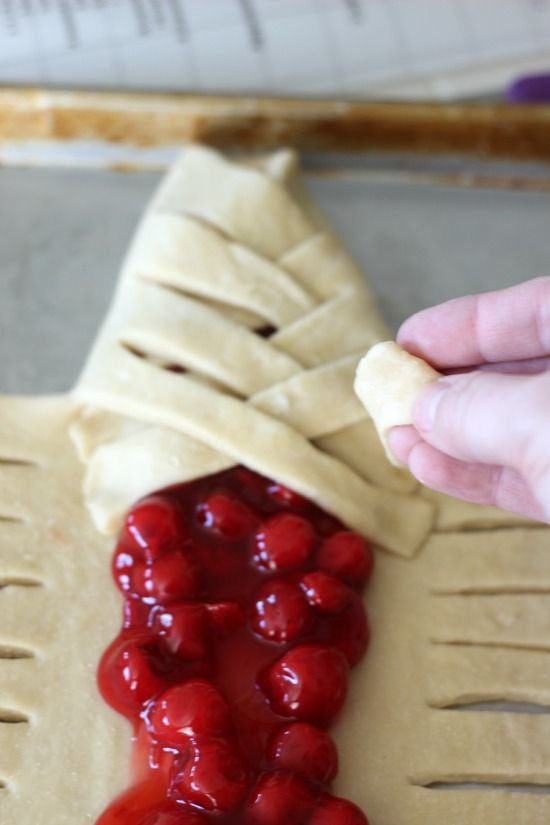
[251, 352, 366, 439]
[154, 145, 316, 259]
[0, 723, 28, 786]
[280, 232, 369, 300]
[0, 465, 48, 525]
[133, 213, 316, 327]
[0, 659, 41, 719]
[429, 593, 550, 651]
[425, 529, 550, 594]
[410, 711, 550, 786]
[410, 787, 550, 825]
[354, 340, 440, 466]
[426, 644, 550, 708]
[118, 279, 302, 397]
[0, 585, 56, 651]
[274, 289, 387, 368]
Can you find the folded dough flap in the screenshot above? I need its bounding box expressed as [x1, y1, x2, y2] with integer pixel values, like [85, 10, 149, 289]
[354, 340, 440, 466]
[73, 146, 432, 556]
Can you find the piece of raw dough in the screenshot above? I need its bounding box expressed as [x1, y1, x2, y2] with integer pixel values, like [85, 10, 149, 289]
[354, 341, 440, 466]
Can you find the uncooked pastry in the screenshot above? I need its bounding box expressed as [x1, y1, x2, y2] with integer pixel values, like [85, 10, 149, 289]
[0, 146, 547, 825]
[354, 340, 440, 466]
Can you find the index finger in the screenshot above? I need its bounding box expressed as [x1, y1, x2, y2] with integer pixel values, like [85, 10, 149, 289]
[397, 276, 550, 369]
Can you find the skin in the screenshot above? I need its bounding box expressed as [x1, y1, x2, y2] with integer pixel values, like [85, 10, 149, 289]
[387, 277, 550, 523]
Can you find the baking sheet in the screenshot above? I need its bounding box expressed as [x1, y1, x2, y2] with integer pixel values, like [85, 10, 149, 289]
[3, 90, 550, 162]
[1, 161, 550, 394]
[3, 148, 550, 810]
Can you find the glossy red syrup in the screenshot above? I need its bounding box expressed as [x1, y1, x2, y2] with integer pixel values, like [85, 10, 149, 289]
[96, 466, 372, 825]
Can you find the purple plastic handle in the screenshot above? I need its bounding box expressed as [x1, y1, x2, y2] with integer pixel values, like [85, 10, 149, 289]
[507, 72, 550, 103]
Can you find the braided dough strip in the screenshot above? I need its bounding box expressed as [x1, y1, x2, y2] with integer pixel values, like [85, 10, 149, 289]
[73, 146, 432, 555]
[76, 338, 433, 556]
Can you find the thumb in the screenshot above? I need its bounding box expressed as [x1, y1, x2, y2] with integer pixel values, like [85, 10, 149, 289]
[412, 370, 550, 476]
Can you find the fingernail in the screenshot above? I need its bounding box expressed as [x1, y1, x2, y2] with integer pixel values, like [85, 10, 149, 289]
[413, 379, 451, 433]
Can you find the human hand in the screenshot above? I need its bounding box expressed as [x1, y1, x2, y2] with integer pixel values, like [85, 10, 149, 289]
[388, 277, 550, 523]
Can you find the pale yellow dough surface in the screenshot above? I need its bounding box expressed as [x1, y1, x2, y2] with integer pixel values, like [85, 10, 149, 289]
[354, 340, 440, 466]
[0, 397, 130, 823]
[1, 146, 548, 825]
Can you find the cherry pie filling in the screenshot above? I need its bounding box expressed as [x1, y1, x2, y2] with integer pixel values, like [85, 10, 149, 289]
[96, 466, 373, 825]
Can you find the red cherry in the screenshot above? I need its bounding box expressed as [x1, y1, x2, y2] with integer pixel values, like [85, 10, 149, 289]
[123, 597, 151, 629]
[317, 531, 373, 587]
[197, 492, 256, 538]
[300, 571, 350, 614]
[267, 722, 338, 785]
[317, 513, 344, 537]
[262, 644, 349, 724]
[206, 601, 246, 634]
[326, 594, 369, 666]
[170, 738, 249, 812]
[139, 809, 207, 825]
[132, 551, 202, 603]
[125, 496, 186, 561]
[310, 794, 369, 825]
[253, 514, 315, 572]
[235, 467, 268, 493]
[98, 634, 165, 716]
[112, 544, 140, 595]
[251, 578, 313, 643]
[151, 603, 210, 660]
[267, 483, 308, 508]
[147, 679, 232, 745]
[246, 771, 317, 825]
